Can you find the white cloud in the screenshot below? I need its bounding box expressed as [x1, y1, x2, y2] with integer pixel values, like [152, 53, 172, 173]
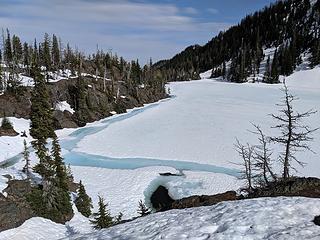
[1, 0, 230, 63]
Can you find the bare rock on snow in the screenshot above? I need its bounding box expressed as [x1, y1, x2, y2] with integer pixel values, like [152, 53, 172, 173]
[248, 177, 320, 199]
[0, 180, 34, 232]
[314, 215, 320, 226]
[171, 191, 237, 210]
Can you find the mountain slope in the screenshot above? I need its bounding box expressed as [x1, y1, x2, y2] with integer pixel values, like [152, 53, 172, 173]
[64, 197, 320, 239]
[155, 0, 320, 82]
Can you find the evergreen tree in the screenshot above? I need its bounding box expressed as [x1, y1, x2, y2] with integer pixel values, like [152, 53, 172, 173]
[4, 29, 12, 64]
[91, 196, 113, 229]
[30, 63, 55, 180]
[310, 39, 320, 67]
[270, 49, 280, 84]
[1, 115, 13, 130]
[52, 34, 60, 70]
[263, 56, 271, 83]
[42, 33, 51, 71]
[22, 139, 31, 178]
[12, 35, 23, 63]
[51, 135, 68, 190]
[75, 180, 93, 217]
[23, 42, 30, 68]
[137, 200, 150, 217]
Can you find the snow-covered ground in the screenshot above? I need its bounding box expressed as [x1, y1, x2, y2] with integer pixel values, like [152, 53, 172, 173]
[75, 67, 320, 177]
[0, 117, 31, 164]
[3, 197, 318, 240]
[55, 101, 75, 114]
[0, 67, 319, 239]
[66, 197, 320, 240]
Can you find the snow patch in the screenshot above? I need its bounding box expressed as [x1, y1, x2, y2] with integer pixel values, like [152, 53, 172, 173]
[55, 101, 75, 114]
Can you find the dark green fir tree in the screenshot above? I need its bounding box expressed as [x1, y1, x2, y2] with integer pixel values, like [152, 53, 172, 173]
[91, 196, 113, 229]
[75, 180, 93, 218]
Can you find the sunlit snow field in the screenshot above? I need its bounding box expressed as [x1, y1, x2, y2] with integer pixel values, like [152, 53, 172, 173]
[0, 67, 319, 239]
[73, 68, 320, 177]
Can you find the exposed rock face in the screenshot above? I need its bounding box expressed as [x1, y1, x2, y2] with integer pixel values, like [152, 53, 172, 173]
[0, 180, 35, 232]
[0, 128, 19, 137]
[150, 186, 174, 211]
[0, 76, 167, 129]
[314, 216, 320, 226]
[53, 110, 78, 129]
[248, 177, 320, 198]
[0, 90, 31, 118]
[150, 185, 237, 212]
[171, 191, 237, 210]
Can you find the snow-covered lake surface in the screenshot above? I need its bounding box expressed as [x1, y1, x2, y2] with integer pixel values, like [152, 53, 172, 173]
[72, 67, 320, 177]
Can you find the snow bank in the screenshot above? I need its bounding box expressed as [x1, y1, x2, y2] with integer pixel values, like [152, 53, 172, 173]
[55, 101, 75, 114]
[0, 217, 67, 240]
[0, 118, 31, 164]
[67, 197, 320, 240]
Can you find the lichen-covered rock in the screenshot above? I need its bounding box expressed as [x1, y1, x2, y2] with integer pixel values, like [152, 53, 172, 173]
[248, 177, 320, 198]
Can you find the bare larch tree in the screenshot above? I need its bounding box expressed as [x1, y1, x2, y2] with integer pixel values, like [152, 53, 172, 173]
[270, 83, 318, 179]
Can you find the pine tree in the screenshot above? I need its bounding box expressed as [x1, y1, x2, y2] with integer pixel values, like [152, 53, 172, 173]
[52, 34, 60, 70]
[22, 139, 31, 178]
[270, 49, 280, 84]
[12, 35, 23, 63]
[1, 115, 13, 130]
[137, 200, 150, 216]
[30, 63, 56, 180]
[75, 180, 93, 217]
[310, 39, 320, 67]
[91, 196, 113, 229]
[263, 56, 271, 83]
[42, 33, 51, 71]
[4, 29, 12, 64]
[66, 164, 74, 181]
[51, 135, 68, 190]
[23, 42, 30, 69]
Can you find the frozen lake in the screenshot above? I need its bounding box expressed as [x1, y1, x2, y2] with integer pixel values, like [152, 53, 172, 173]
[66, 69, 320, 178]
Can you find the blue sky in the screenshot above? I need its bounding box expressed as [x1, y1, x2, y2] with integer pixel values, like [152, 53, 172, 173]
[0, 0, 276, 63]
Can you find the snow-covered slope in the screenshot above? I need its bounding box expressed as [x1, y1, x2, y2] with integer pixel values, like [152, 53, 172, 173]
[1, 197, 319, 240]
[0, 117, 31, 164]
[67, 197, 320, 240]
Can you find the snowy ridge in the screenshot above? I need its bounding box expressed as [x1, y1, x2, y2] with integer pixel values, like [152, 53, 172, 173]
[67, 197, 320, 240]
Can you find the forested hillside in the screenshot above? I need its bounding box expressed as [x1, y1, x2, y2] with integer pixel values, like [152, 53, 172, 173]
[156, 0, 320, 83]
[0, 31, 167, 127]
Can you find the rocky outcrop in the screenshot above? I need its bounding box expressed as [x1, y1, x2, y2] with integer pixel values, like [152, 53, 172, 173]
[0, 180, 35, 232]
[248, 177, 320, 198]
[150, 186, 174, 211]
[314, 216, 320, 226]
[0, 128, 18, 137]
[150, 185, 237, 212]
[0, 76, 167, 129]
[171, 191, 237, 210]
